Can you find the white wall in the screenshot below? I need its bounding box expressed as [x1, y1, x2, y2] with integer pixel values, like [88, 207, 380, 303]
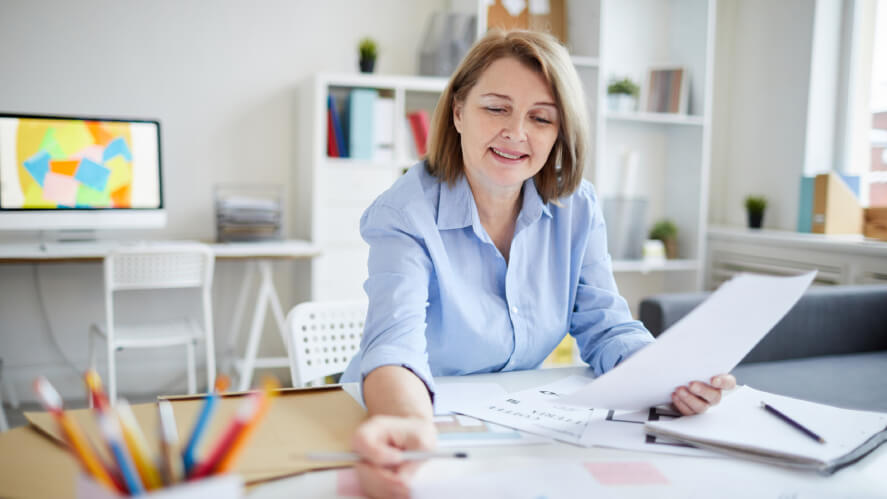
[0, 0, 444, 401]
[710, 0, 817, 229]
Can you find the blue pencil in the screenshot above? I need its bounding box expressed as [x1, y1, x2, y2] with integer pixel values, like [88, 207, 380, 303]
[98, 412, 145, 495]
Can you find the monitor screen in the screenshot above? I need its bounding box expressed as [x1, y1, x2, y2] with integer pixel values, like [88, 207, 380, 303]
[0, 113, 165, 230]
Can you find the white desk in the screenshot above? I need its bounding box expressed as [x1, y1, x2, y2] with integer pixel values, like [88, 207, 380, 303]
[249, 367, 887, 499]
[0, 239, 320, 392]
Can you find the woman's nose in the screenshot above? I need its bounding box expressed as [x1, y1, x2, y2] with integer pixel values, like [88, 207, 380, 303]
[501, 115, 527, 141]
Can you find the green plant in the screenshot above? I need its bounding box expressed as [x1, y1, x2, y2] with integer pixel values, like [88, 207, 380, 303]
[358, 37, 377, 61]
[745, 195, 768, 215]
[649, 219, 678, 242]
[607, 77, 639, 97]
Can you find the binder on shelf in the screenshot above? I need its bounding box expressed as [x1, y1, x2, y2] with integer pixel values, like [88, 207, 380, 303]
[327, 94, 348, 158]
[373, 96, 395, 163]
[407, 110, 430, 157]
[811, 172, 863, 234]
[327, 105, 339, 158]
[864, 207, 887, 241]
[348, 89, 377, 160]
[644, 385, 887, 474]
[796, 176, 814, 233]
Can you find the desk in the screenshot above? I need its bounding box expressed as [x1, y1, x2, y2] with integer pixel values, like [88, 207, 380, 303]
[0, 239, 320, 393]
[249, 367, 887, 499]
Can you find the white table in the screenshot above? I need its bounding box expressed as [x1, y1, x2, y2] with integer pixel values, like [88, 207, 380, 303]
[249, 367, 887, 498]
[0, 238, 320, 393]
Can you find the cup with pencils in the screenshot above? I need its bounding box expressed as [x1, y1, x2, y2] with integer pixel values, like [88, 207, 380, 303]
[33, 370, 279, 498]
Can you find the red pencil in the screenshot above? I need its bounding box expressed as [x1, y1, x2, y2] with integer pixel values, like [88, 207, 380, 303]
[188, 392, 261, 480]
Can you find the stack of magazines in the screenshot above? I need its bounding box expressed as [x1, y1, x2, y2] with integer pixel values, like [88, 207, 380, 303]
[215, 186, 282, 242]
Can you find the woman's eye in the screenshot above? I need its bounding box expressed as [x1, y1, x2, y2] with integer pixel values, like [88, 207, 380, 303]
[533, 116, 552, 124]
[485, 107, 505, 113]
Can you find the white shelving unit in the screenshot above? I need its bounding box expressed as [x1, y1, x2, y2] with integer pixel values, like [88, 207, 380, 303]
[295, 73, 447, 300]
[298, 1, 717, 309]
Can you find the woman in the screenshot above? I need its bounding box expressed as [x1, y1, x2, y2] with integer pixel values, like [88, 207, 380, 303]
[341, 30, 735, 498]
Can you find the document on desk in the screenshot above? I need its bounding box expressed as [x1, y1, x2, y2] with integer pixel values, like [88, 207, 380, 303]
[560, 271, 817, 410]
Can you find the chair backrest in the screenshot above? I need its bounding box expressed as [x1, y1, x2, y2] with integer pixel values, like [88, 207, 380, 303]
[104, 243, 215, 331]
[286, 300, 367, 387]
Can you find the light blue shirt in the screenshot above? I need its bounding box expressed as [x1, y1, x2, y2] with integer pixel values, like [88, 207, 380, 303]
[341, 162, 654, 396]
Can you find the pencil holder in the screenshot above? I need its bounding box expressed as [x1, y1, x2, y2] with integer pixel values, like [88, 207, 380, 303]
[77, 473, 243, 499]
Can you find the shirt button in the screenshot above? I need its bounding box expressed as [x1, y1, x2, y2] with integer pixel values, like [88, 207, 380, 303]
[511, 306, 518, 314]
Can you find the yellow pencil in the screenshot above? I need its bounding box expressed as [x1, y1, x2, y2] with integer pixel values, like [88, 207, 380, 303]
[116, 398, 164, 490]
[33, 377, 119, 493]
[214, 377, 280, 473]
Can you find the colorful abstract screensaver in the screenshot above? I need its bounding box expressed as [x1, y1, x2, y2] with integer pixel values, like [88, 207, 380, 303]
[16, 119, 135, 209]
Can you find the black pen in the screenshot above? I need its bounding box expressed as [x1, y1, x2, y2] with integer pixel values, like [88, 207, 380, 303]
[760, 401, 826, 444]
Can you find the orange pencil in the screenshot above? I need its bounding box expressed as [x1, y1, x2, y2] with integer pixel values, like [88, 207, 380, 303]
[188, 392, 262, 479]
[33, 377, 119, 493]
[214, 377, 280, 473]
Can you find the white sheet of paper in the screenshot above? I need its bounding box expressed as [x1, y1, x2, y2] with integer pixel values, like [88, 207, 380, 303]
[454, 375, 598, 445]
[561, 271, 816, 410]
[434, 382, 507, 415]
[580, 407, 720, 457]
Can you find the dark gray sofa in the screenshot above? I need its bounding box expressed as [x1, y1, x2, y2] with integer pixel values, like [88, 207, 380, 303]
[639, 284, 887, 412]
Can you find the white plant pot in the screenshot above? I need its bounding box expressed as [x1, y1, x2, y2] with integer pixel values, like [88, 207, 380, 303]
[607, 94, 637, 112]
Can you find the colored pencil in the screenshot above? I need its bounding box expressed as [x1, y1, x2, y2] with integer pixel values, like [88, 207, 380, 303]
[97, 411, 145, 495]
[33, 377, 119, 493]
[181, 375, 229, 474]
[214, 377, 279, 473]
[188, 392, 262, 479]
[157, 400, 184, 485]
[117, 399, 163, 490]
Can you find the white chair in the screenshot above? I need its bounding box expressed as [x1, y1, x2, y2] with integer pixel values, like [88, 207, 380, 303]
[88, 243, 216, 404]
[286, 300, 367, 387]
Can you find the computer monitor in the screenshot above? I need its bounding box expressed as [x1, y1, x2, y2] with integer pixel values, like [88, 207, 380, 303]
[0, 113, 165, 231]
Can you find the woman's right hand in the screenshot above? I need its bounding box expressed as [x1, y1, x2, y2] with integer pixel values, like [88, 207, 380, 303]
[351, 415, 438, 499]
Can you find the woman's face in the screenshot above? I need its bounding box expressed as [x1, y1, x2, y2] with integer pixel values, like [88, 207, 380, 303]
[453, 57, 560, 198]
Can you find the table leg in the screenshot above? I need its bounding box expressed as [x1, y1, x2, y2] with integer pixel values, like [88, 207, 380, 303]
[224, 261, 256, 374]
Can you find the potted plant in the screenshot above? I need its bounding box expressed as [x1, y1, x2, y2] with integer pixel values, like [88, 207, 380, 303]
[649, 219, 678, 259]
[358, 37, 377, 73]
[745, 195, 767, 229]
[607, 77, 639, 112]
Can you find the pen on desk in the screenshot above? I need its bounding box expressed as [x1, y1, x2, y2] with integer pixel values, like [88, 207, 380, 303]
[182, 375, 229, 474]
[157, 400, 184, 485]
[33, 377, 120, 494]
[305, 450, 469, 463]
[760, 401, 826, 444]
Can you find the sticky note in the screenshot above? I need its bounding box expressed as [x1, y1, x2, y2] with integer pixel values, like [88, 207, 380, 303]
[54, 121, 93, 157]
[24, 151, 50, 185]
[86, 121, 113, 146]
[38, 129, 67, 159]
[73, 144, 104, 163]
[105, 155, 132, 192]
[103, 136, 132, 162]
[336, 469, 365, 497]
[584, 461, 669, 486]
[43, 172, 79, 207]
[74, 158, 111, 192]
[110, 184, 131, 207]
[77, 184, 111, 208]
[50, 159, 79, 176]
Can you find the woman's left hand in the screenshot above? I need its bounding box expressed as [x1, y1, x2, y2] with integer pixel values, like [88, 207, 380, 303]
[671, 374, 737, 416]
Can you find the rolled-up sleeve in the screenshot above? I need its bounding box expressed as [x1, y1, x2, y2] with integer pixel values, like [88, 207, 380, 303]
[570, 187, 654, 375]
[358, 201, 436, 397]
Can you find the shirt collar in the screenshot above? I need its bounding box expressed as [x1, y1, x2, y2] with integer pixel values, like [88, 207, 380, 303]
[436, 174, 553, 231]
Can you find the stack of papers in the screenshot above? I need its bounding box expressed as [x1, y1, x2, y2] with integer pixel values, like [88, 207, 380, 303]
[645, 386, 887, 474]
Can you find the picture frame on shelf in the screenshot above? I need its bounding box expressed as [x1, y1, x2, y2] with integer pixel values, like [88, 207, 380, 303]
[643, 66, 689, 114]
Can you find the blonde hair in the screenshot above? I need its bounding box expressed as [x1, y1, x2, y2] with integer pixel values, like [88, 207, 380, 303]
[425, 29, 590, 203]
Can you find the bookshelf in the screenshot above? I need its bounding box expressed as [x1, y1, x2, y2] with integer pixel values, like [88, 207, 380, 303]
[294, 73, 448, 300]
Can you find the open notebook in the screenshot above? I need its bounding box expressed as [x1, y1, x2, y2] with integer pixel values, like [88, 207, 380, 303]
[644, 386, 887, 474]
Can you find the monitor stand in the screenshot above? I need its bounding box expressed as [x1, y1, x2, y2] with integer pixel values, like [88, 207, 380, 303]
[39, 229, 99, 244]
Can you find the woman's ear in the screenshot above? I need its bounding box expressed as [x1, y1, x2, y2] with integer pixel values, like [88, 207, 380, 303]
[453, 99, 463, 134]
